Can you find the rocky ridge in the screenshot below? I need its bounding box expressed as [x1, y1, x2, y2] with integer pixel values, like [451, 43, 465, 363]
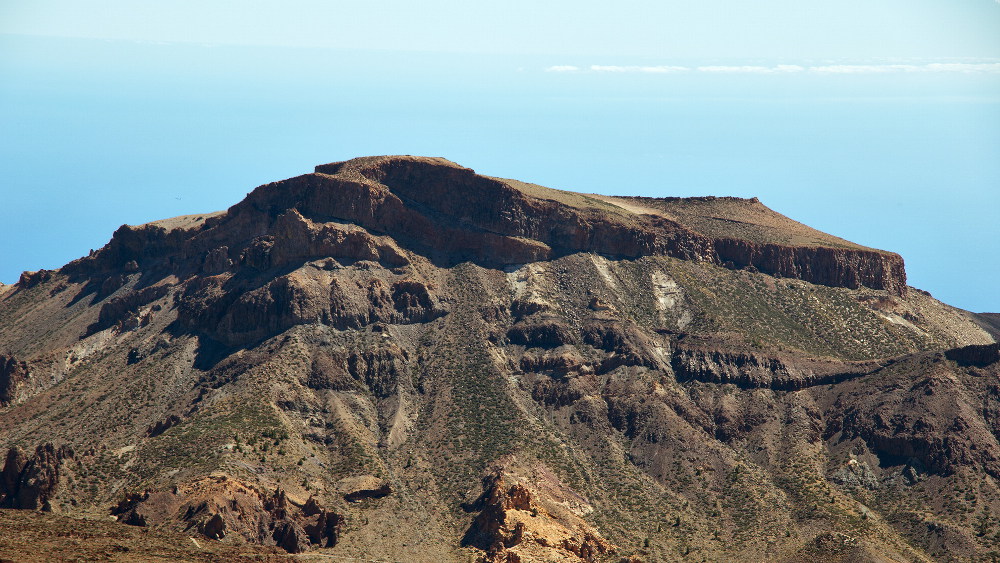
[0, 156, 994, 562]
[59, 156, 906, 300]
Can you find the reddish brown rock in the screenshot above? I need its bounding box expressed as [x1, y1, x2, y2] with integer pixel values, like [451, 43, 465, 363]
[111, 478, 344, 554]
[90, 284, 171, 334]
[48, 155, 908, 360]
[201, 512, 226, 539]
[201, 246, 233, 275]
[5, 155, 962, 560]
[16, 269, 52, 289]
[272, 519, 310, 553]
[670, 342, 881, 390]
[0, 447, 29, 499]
[145, 414, 182, 438]
[507, 316, 576, 349]
[0, 353, 29, 406]
[111, 492, 150, 526]
[712, 238, 907, 296]
[465, 467, 616, 563]
[466, 464, 615, 563]
[580, 320, 664, 373]
[175, 266, 447, 347]
[63, 156, 905, 298]
[826, 354, 1000, 479]
[0, 443, 73, 511]
[520, 347, 587, 377]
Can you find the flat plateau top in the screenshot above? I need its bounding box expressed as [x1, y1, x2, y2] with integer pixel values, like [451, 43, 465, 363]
[495, 172, 874, 251]
[138, 155, 880, 254]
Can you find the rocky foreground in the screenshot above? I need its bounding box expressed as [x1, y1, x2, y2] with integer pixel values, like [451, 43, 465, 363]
[1, 156, 998, 562]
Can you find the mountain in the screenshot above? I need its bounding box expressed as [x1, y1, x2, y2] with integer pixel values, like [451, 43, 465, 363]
[1, 155, 997, 562]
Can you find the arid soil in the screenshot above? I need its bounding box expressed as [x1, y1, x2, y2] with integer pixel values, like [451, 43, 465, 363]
[0, 156, 996, 562]
[0, 508, 282, 562]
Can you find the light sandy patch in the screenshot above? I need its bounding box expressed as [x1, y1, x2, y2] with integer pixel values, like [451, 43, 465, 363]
[585, 194, 668, 217]
[64, 328, 116, 370]
[590, 256, 621, 291]
[385, 391, 415, 450]
[877, 311, 927, 335]
[505, 264, 531, 299]
[141, 211, 225, 232]
[112, 445, 136, 457]
[506, 263, 554, 307]
[652, 271, 692, 329]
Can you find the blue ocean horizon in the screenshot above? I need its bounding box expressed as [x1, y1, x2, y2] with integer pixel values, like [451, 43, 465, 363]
[2, 36, 997, 311]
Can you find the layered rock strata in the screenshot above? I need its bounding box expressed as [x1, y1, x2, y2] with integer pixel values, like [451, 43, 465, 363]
[46, 156, 905, 300]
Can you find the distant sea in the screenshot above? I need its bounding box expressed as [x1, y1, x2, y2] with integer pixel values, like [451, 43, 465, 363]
[2, 35, 998, 311]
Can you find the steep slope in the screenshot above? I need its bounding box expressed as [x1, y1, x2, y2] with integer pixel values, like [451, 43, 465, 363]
[0, 156, 995, 562]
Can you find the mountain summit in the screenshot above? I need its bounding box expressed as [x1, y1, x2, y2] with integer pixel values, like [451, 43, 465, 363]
[0, 156, 996, 561]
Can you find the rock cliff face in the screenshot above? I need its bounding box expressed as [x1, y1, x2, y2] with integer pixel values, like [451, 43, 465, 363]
[110, 477, 344, 554]
[823, 350, 1000, 479]
[41, 156, 906, 361]
[670, 342, 885, 390]
[0, 443, 73, 511]
[0, 156, 994, 561]
[55, 156, 905, 301]
[945, 342, 1000, 367]
[0, 354, 29, 406]
[711, 238, 906, 295]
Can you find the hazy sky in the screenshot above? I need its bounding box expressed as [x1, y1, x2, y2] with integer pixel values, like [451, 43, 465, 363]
[1, 1, 998, 311]
[2, 0, 999, 59]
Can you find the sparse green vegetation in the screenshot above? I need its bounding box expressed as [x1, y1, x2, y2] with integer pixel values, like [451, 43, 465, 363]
[135, 397, 284, 483]
[1, 161, 996, 562]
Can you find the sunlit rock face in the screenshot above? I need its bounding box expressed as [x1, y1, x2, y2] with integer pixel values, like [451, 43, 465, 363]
[0, 156, 995, 561]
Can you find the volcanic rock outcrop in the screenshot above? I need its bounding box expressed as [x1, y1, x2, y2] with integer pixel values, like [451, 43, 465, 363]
[0, 443, 73, 511]
[0, 155, 995, 561]
[111, 476, 344, 554]
[56, 156, 905, 299]
[945, 342, 1000, 367]
[670, 340, 885, 390]
[465, 463, 615, 563]
[0, 354, 29, 406]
